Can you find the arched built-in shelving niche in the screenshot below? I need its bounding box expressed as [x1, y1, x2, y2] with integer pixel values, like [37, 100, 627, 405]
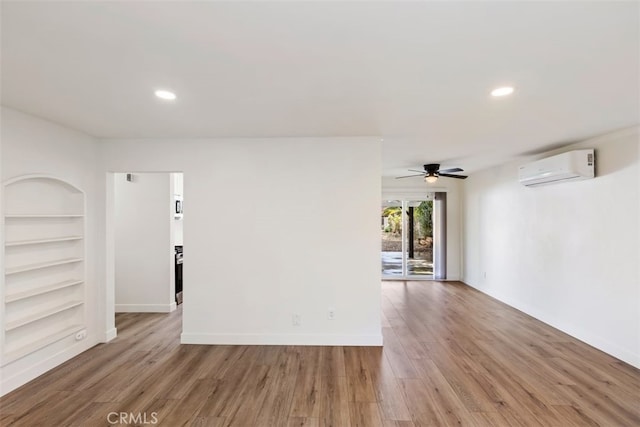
[2, 175, 86, 365]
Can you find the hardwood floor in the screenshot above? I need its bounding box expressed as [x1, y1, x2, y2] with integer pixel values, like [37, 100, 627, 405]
[1, 281, 639, 426]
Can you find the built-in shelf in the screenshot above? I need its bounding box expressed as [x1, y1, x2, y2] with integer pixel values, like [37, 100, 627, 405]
[3, 324, 84, 365]
[4, 214, 84, 218]
[5, 300, 84, 331]
[5, 258, 83, 275]
[3, 175, 86, 364]
[5, 280, 84, 303]
[5, 236, 83, 247]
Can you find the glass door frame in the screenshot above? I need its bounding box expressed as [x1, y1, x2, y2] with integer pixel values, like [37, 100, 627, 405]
[381, 196, 434, 280]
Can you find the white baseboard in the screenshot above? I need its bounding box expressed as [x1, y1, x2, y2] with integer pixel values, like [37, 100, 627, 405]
[0, 338, 98, 397]
[103, 327, 117, 342]
[115, 303, 176, 313]
[180, 333, 383, 346]
[462, 280, 640, 369]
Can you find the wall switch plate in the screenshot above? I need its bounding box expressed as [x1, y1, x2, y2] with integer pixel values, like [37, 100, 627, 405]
[292, 314, 301, 326]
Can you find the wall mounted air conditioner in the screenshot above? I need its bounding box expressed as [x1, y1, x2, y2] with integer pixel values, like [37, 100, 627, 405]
[518, 149, 595, 187]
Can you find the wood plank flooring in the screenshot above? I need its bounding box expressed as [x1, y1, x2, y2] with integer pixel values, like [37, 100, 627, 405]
[1, 281, 639, 426]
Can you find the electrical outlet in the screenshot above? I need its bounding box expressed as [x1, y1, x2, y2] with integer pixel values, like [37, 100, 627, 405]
[75, 330, 87, 341]
[328, 308, 336, 320]
[483, 271, 487, 279]
[292, 314, 301, 326]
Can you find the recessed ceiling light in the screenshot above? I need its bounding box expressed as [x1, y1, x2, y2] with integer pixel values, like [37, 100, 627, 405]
[154, 89, 177, 100]
[491, 86, 514, 97]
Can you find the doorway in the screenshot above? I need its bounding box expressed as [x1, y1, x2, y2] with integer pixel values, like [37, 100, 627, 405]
[105, 171, 184, 341]
[381, 198, 434, 279]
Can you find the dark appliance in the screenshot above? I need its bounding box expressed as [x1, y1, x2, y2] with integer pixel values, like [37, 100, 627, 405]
[175, 245, 183, 304]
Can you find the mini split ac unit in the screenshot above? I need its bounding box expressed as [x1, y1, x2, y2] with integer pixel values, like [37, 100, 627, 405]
[518, 149, 595, 187]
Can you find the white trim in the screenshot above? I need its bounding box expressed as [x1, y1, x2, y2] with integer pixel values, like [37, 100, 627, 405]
[115, 303, 176, 313]
[103, 328, 117, 342]
[463, 281, 640, 369]
[104, 172, 116, 348]
[0, 338, 98, 397]
[401, 200, 408, 276]
[180, 333, 383, 346]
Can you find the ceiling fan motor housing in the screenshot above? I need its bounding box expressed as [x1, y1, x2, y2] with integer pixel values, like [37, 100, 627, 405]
[424, 164, 440, 175]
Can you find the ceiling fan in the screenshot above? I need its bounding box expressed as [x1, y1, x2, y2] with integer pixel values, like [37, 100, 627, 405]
[396, 164, 468, 183]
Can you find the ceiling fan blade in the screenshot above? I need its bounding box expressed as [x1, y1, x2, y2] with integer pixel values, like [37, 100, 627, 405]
[438, 167, 464, 173]
[395, 174, 427, 179]
[408, 169, 427, 174]
[439, 173, 468, 179]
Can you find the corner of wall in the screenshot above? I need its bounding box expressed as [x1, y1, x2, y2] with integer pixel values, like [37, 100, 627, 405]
[460, 127, 640, 368]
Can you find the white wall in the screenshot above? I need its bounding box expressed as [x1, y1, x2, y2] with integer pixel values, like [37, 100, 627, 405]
[101, 138, 382, 345]
[381, 176, 463, 280]
[114, 173, 175, 312]
[0, 107, 103, 395]
[463, 127, 640, 367]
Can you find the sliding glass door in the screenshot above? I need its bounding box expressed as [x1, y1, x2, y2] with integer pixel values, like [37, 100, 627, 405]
[406, 201, 433, 277]
[381, 198, 434, 279]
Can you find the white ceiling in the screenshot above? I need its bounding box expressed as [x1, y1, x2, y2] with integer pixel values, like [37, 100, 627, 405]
[2, 1, 638, 175]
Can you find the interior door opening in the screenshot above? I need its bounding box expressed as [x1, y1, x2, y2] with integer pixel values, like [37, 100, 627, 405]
[106, 171, 184, 340]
